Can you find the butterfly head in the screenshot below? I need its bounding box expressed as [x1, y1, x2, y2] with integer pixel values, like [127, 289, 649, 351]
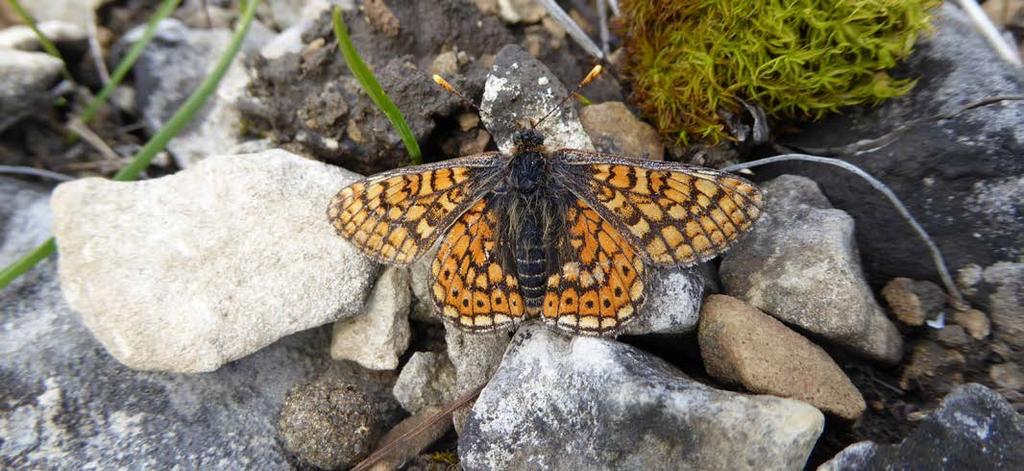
[512, 129, 545, 151]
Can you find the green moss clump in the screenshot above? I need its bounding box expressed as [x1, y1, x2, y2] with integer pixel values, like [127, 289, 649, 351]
[619, 0, 941, 144]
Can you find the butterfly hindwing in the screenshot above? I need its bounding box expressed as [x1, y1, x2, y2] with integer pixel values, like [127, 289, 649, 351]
[553, 149, 764, 267]
[327, 153, 505, 265]
[541, 198, 647, 335]
[430, 198, 527, 331]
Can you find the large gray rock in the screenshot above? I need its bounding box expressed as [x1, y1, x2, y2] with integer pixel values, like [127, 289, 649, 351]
[977, 262, 1024, 356]
[459, 324, 824, 470]
[0, 178, 52, 270]
[51, 149, 377, 373]
[0, 49, 63, 131]
[779, 3, 1024, 288]
[720, 175, 903, 363]
[819, 384, 1024, 470]
[123, 19, 257, 168]
[0, 21, 86, 51]
[0, 264, 352, 468]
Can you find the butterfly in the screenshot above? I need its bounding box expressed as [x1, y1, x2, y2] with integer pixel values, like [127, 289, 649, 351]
[327, 68, 763, 336]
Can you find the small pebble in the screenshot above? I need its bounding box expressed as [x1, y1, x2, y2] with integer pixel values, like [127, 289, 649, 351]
[990, 363, 1024, 390]
[953, 308, 991, 340]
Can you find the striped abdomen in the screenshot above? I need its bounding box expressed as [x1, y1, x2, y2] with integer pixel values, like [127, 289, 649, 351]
[515, 216, 547, 313]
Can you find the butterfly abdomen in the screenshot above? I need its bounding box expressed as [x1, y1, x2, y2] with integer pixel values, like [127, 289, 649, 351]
[514, 215, 547, 313]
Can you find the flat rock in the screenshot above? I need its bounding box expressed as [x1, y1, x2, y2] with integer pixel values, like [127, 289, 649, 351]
[699, 295, 866, 420]
[392, 351, 458, 414]
[819, 384, 1024, 470]
[580, 101, 664, 160]
[459, 324, 824, 470]
[51, 149, 377, 373]
[778, 4, 1024, 287]
[0, 262, 376, 468]
[720, 174, 903, 363]
[122, 18, 256, 168]
[0, 49, 63, 131]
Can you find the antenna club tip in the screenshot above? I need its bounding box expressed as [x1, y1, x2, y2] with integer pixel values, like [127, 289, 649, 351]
[432, 74, 455, 92]
[582, 65, 603, 86]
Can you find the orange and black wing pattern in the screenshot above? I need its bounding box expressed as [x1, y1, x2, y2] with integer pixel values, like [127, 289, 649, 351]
[327, 154, 505, 265]
[541, 198, 646, 335]
[430, 198, 527, 331]
[553, 150, 764, 267]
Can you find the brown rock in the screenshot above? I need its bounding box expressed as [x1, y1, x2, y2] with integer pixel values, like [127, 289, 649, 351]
[698, 295, 866, 420]
[900, 340, 966, 396]
[953, 308, 991, 339]
[364, 0, 400, 37]
[580, 102, 664, 160]
[990, 362, 1024, 390]
[931, 325, 972, 351]
[881, 277, 946, 327]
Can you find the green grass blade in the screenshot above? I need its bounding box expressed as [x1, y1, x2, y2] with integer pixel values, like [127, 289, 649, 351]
[79, 0, 182, 125]
[0, 0, 261, 291]
[5, 0, 74, 81]
[0, 238, 56, 290]
[331, 7, 422, 164]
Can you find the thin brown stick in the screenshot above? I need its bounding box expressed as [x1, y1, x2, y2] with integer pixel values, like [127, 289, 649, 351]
[67, 119, 122, 163]
[351, 384, 486, 471]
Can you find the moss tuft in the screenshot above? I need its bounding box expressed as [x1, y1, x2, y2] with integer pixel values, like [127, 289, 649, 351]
[619, 0, 941, 144]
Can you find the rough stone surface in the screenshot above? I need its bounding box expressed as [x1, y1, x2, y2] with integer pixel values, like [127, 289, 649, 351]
[930, 324, 972, 351]
[392, 351, 458, 414]
[445, 323, 510, 433]
[13, 0, 103, 30]
[699, 295, 866, 420]
[483, 44, 594, 153]
[819, 384, 1024, 470]
[881, 277, 947, 327]
[0, 49, 63, 130]
[0, 178, 52, 269]
[580, 101, 664, 160]
[123, 19, 255, 168]
[277, 378, 388, 470]
[0, 261, 382, 468]
[953, 308, 991, 340]
[331, 267, 412, 370]
[978, 262, 1024, 355]
[778, 4, 1024, 288]
[622, 267, 706, 335]
[720, 175, 903, 363]
[990, 362, 1024, 391]
[0, 21, 86, 51]
[459, 324, 824, 470]
[409, 248, 443, 324]
[51, 149, 377, 373]
[899, 340, 966, 397]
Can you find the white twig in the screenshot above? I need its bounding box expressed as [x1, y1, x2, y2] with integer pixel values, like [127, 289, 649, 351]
[953, 0, 1022, 68]
[87, 10, 111, 84]
[606, 0, 620, 17]
[0, 165, 74, 182]
[536, 0, 603, 59]
[596, 0, 610, 57]
[723, 153, 969, 311]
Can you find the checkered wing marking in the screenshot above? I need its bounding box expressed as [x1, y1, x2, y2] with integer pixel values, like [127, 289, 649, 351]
[431, 198, 526, 331]
[554, 150, 764, 267]
[541, 198, 646, 336]
[327, 153, 505, 265]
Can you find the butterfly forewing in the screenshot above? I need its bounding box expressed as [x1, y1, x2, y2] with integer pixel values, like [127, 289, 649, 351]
[430, 198, 527, 330]
[327, 153, 506, 265]
[541, 198, 647, 335]
[552, 149, 764, 267]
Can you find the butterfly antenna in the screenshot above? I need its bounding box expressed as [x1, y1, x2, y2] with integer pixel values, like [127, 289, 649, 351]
[533, 64, 604, 129]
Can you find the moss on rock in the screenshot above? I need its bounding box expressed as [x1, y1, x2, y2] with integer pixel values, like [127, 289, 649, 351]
[619, 0, 940, 144]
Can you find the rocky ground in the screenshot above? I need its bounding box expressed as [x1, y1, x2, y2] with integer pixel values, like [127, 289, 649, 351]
[1, 1, 1023, 470]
